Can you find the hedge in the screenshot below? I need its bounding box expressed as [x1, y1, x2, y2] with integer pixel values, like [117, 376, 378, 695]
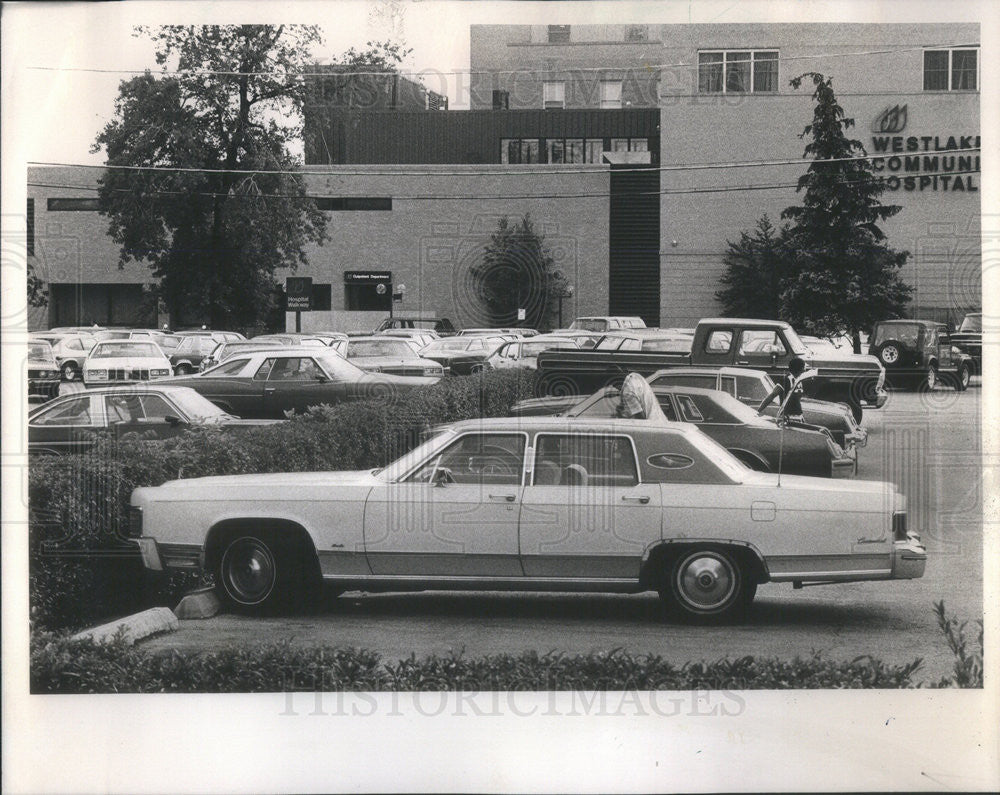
[29, 370, 537, 631]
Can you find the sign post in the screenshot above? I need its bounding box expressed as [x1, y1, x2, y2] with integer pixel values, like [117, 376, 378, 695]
[285, 277, 312, 332]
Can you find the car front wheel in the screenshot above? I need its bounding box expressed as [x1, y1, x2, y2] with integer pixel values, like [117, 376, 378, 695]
[956, 364, 970, 391]
[920, 365, 938, 392]
[662, 548, 753, 624]
[61, 362, 78, 381]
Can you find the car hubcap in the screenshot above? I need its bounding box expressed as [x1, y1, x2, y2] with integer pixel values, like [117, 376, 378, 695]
[882, 347, 898, 363]
[223, 537, 276, 604]
[675, 551, 738, 612]
[962, 369, 970, 386]
[927, 369, 936, 388]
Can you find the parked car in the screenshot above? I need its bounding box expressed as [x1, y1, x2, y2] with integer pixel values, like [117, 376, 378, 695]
[129, 415, 925, 621]
[645, 367, 867, 450]
[91, 328, 133, 342]
[457, 328, 538, 337]
[169, 334, 219, 374]
[30, 332, 97, 381]
[374, 316, 456, 335]
[28, 385, 278, 455]
[198, 340, 293, 372]
[869, 319, 971, 391]
[27, 339, 62, 402]
[328, 337, 445, 377]
[170, 348, 438, 418]
[250, 334, 328, 347]
[568, 316, 647, 332]
[592, 331, 694, 353]
[528, 383, 856, 478]
[419, 335, 513, 375]
[486, 335, 581, 370]
[176, 329, 246, 343]
[948, 312, 982, 375]
[82, 340, 174, 387]
[377, 329, 440, 350]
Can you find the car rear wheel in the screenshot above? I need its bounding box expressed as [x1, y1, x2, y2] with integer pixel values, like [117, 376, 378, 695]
[919, 365, 938, 392]
[662, 548, 753, 624]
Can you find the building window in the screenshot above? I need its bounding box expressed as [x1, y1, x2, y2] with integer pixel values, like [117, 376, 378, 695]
[698, 50, 778, 93]
[492, 90, 510, 110]
[312, 283, 332, 311]
[924, 48, 978, 91]
[610, 138, 648, 152]
[625, 25, 648, 42]
[548, 25, 570, 43]
[46, 197, 100, 211]
[600, 81, 623, 109]
[546, 139, 586, 164]
[501, 139, 541, 164]
[585, 139, 605, 163]
[543, 81, 565, 109]
[27, 199, 34, 256]
[313, 197, 392, 211]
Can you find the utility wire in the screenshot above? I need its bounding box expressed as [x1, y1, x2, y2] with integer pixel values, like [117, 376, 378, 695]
[26, 169, 981, 201]
[24, 42, 980, 79]
[28, 147, 982, 179]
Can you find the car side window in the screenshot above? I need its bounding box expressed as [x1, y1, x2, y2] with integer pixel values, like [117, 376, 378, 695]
[657, 374, 716, 390]
[704, 330, 732, 353]
[69, 339, 85, 351]
[739, 330, 786, 355]
[675, 395, 705, 423]
[533, 434, 638, 488]
[135, 395, 177, 421]
[720, 376, 738, 397]
[406, 433, 525, 486]
[33, 396, 93, 426]
[254, 359, 277, 380]
[735, 375, 768, 401]
[211, 358, 250, 376]
[267, 357, 321, 381]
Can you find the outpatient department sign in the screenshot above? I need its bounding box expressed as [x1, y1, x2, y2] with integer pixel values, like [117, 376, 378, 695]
[868, 104, 980, 193]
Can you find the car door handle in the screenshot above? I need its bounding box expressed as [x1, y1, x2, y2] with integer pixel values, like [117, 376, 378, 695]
[264, 387, 276, 393]
[489, 494, 516, 502]
[736, 360, 750, 365]
[621, 495, 650, 504]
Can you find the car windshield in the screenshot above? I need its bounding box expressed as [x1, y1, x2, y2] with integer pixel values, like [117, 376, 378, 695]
[959, 314, 982, 333]
[158, 335, 182, 350]
[347, 340, 417, 358]
[377, 428, 458, 481]
[29, 341, 55, 360]
[424, 338, 475, 353]
[313, 352, 368, 379]
[167, 388, 232, 422]
[873, 323, 921, 347]
[595, 336, 634, 351]
[89, 342, 162, 358]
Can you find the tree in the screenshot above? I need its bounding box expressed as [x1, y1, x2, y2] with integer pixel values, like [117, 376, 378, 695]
[716, 215, 787, 319]
[779, 72, 912, 350]
[472, 214, 563, 330]
[92, 25, 329, 330]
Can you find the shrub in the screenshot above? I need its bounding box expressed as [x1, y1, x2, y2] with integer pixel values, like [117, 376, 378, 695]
[931, 600, 984, 688]
[29, 370, 536, 631]
[30, 635, 929, 693]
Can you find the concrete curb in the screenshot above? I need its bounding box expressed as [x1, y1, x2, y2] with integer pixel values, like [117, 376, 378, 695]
[71, 607, 179, 646]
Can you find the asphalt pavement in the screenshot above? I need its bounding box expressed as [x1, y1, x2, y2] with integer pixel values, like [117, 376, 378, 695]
[136, 383, 984, 684]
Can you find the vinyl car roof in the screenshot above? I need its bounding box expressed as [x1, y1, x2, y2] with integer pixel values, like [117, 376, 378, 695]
[443, 416, 700, 436]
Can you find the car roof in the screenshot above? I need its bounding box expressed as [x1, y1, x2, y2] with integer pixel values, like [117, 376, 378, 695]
[444, 416, 699, 436]
[698, 318, 793, 329]
[649, 366, 768, 379]
[875, 319, 935, 327]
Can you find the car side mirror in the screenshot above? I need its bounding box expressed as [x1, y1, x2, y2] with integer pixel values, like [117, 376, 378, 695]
[432, 467, 454, 487]
[164, 415, 183, 426]
[315, 374, 328, 382]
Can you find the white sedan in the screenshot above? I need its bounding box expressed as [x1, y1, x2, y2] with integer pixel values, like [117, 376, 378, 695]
[82, 340, 173, 387]
[130, 417, 926, 622]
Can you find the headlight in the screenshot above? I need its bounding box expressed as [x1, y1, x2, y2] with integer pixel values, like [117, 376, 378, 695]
[87, 369, 108, 380]
[150, 369, 171, 377]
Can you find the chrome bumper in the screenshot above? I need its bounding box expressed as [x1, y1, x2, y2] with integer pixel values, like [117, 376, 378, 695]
[871, 388, 889, 408]
[892, 535, 927, 579]
[831, 457, 856, 478]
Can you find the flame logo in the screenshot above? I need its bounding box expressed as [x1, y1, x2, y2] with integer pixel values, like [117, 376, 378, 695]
[872, 104, 908, 134]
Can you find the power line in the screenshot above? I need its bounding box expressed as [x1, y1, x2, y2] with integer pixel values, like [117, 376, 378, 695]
[24, 42, 980, 80]
[27, 147, 982, 179]
[26, 169, 980, 201]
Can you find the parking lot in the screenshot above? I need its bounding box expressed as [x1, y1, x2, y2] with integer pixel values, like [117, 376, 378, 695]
[138, 384, 983, 683]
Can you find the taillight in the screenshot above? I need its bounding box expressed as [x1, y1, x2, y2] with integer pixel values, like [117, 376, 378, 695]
[893, 511, 907, 541]
[127, 506, 143, 538]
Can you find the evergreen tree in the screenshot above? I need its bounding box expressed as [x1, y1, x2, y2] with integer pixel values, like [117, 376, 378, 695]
[716, 215, 787, 319]
[779, 72, 912, 350]
[472, 214, 561, 329]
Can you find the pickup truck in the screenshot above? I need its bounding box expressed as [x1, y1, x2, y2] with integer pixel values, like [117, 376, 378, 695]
[534, 318, 887, 421]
